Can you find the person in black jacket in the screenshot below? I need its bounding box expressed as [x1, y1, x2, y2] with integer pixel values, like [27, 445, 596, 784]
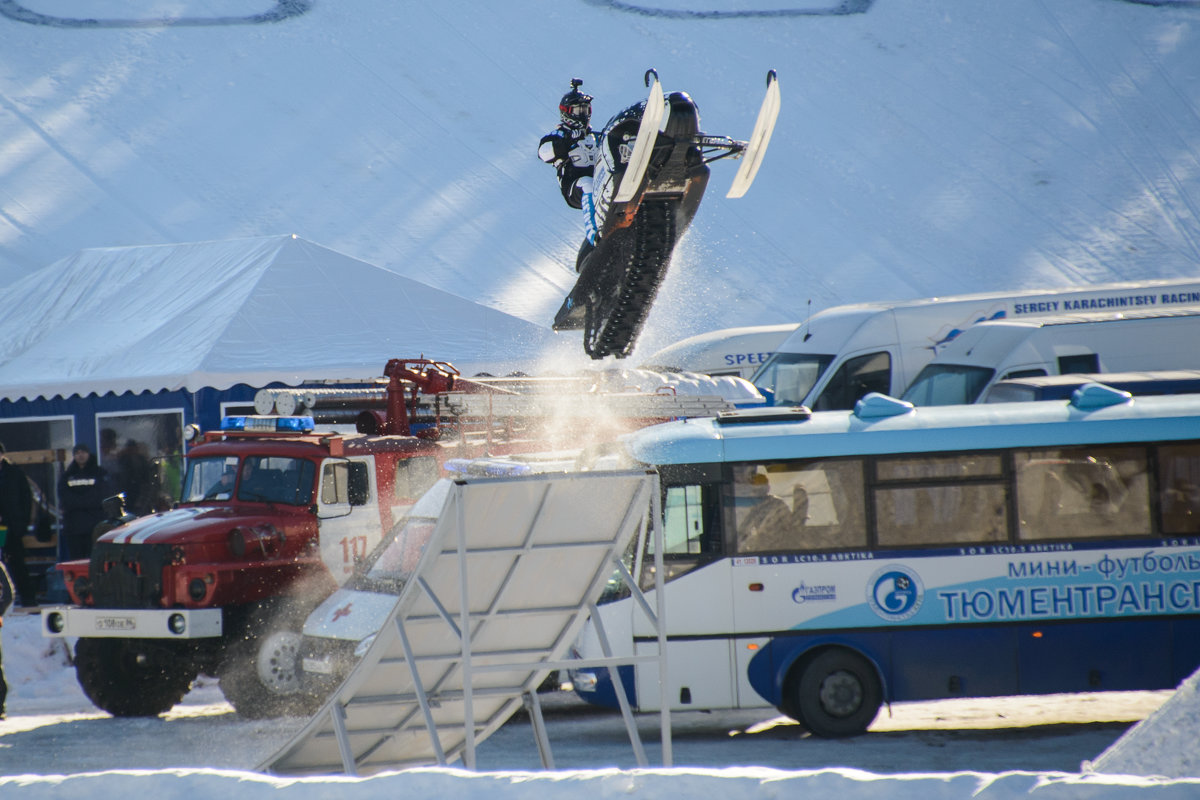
[0, 443, 36, 607]
[539, 79, 601, 254]
[58, 443, 111, 561]
[0, 559, 12, 718]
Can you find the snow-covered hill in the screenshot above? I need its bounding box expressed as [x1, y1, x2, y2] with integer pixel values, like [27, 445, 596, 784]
[1, 0, 1197, 361]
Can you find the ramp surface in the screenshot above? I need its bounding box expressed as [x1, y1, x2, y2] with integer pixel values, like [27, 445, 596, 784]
[260, 470, 656, 776]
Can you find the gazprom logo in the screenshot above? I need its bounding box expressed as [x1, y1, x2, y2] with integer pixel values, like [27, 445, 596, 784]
[867, 565, 924, 621]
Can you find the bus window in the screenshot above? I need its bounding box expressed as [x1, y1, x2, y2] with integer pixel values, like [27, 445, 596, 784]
[876, 453, 1002, 481]
[642, 483, 720, 586]
[812, 352, 891, 411]
[874, 454, 1007, 546]
[1015, 447, 1150, 540]
[662, 485, 706, 554]
[729, 460, 867, 553]
[1160, 443, 1200, 534]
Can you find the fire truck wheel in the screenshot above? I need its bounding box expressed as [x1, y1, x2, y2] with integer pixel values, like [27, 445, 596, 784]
[74, 637, 196, 717]
[218, 628, 322, 719]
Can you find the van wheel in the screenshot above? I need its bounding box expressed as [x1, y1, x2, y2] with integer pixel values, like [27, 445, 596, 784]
[218, 628, 322, 719]
[785, 648, 881, 738]
[75, 637, 195, 717]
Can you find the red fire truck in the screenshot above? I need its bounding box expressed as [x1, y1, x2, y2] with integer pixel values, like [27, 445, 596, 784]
[42, 358, 735, 718]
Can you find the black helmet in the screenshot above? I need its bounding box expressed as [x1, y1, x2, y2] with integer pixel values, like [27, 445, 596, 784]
[559, 78, 592, 130]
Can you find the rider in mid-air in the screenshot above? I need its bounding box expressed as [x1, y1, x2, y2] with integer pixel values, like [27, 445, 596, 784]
[538, 78, 601, 262]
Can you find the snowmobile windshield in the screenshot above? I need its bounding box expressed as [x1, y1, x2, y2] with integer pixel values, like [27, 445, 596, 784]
[901, 364, 995, 406]
[752, 353, 834, 407]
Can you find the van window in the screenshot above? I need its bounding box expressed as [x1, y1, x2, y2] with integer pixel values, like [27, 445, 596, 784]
[752, 353, 834, 406]
[981, 383, 1038, 403]
[1000, 368, 1047, 382]
[812, 352, 891, 411]
[1058, 354, 1100, 374]
[902, 364, 994, 406]
[394, 456, 439, 501]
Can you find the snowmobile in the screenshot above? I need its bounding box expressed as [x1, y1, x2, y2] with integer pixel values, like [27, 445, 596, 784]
[553, 69, 780, 360]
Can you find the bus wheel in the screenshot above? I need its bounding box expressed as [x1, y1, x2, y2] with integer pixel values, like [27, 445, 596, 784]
[788, 648, 881, 738]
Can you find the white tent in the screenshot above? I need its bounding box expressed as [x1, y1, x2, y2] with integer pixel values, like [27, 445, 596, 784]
[0, 235, 561, 402]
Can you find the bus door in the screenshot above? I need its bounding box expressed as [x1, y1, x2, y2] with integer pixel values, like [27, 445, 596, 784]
[632, 479, 735, 711]
[729, 459, 870, 707]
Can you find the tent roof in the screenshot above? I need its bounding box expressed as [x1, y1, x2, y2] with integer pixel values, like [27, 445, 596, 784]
[0, 235, 558, 402]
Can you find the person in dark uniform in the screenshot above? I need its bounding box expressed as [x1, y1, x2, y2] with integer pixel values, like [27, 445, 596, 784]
[0, 442, 36, 607]
[539, 78, 601, 257]
[0, 558, 13, 718]
[58, 443, 111, 561]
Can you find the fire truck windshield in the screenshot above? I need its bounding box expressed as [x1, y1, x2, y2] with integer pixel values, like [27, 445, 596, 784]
[237, 456, 317, 505]
[183, 456, 241, 502]
[181, 455, 317, 505]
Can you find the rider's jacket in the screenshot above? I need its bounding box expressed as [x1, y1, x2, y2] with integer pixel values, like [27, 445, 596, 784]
[538, 125, 600, 209]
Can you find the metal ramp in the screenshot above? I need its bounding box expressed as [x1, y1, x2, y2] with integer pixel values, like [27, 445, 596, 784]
[259, 470, 665, 776]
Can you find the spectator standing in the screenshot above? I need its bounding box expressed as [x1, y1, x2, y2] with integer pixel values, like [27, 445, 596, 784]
[58, 444, 110, 561]
[0, 443, 37, 607]
[0, 559, 12, 718]
[117, 439, 153, 516]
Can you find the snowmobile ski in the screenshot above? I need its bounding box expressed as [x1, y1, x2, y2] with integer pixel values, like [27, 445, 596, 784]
[727, 69, 781, 199]
[613, 69, 667, 204]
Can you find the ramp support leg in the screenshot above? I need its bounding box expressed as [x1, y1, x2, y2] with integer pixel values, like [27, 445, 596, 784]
[523, 691, 556, 769]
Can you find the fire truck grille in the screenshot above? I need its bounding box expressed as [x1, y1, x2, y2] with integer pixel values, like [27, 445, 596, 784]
[88, 542, 172, 609]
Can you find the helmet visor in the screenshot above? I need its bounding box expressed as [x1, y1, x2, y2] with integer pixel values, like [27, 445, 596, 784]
[560, 100, 590, 121]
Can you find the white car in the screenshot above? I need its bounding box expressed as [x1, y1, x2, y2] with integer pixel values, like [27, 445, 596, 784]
[299, 478, 452, 689]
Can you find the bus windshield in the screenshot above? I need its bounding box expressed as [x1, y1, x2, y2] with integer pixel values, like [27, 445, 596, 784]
[752, 353, 834, 406]
[901, 363, 994, 406]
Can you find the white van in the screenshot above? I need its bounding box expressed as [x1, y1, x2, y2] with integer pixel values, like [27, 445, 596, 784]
[901, 307, 1200, 406]
[638, 323, 799, 379]
[749, 278, 1200, 410]
[981, 369, 1200, 404]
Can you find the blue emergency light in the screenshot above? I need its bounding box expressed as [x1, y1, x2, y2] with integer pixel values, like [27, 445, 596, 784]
[442, 457, 533, 477]
[221, 415, 315, 433]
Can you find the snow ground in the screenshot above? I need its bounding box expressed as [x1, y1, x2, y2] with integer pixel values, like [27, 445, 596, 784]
[1, 612, 1198, 797]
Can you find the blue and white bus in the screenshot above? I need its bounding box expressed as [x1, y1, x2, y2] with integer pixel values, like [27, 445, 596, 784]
[570, 386, 1200, 737]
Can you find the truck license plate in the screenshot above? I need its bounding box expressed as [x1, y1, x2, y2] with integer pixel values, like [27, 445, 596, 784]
[94, 616, 136, 631]
[302, 656, 333, 675]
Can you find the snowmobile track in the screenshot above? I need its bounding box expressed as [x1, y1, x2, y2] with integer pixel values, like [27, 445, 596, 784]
[585, 199, 676, 359]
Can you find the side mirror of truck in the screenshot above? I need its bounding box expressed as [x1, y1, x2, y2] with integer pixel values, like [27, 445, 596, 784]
[347, 462, 370, 506]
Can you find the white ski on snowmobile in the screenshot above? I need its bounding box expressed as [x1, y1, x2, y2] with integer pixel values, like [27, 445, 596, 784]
[614, 69, 668, 204]
[727, 69, 780, 199]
